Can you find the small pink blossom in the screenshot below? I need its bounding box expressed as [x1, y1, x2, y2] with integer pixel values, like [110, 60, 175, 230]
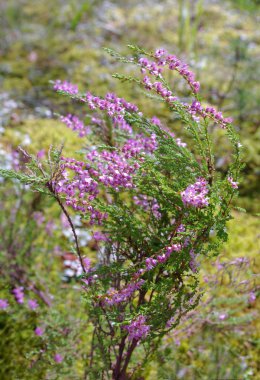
[83, 257, 91, 272]
[34, 327, 44, 336]
[28, 299, 39, 310]
[54, 80, 78, 96]
[37, 149, 45, 159]
[181, 178, 209, 208]
[0, 299, 9, 310]
[248, 292, 256, 304]
[227, 176, 238, 189]
[12, 287, 24, 304]
[32, 211, 45, 226]
[54, 354, 63, 363]
[124, 315, 150, 341]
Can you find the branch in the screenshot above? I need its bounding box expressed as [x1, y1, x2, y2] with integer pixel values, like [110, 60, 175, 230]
[46, 181, 86, 273]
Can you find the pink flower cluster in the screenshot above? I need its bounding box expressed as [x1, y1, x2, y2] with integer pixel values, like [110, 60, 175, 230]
[54, 82, 139, 126]
[139, 51, 233, 128]
[54, 80, 78, 95]
[155, 244, 182, 265]
[227, 176, 238, 189]
[181, 178, 209, 208]
[166, 56, 200, 94]
[115, 118, 133, 135]
[139, 49, 200, 94]
[53, 158, 99, 212]
[92, 231, 110, 242]
[122, 134, 157, 158]
[176, 223, 186, 233]
[205, 106, 233, 126]
[189, 100, 233, 128]
[133, 194, 161, 219]
[60, 114, 90, 137]
[0, 299, 9, 310]
[124, 315, 150, 341]
[53, 130, 157, 219]
[136, 243, 181, 276]
[143, 76, 177, 104]
[103, 280, 145, 306]
[61, 114, 133, 139]
[28, 299, 39, 310]
[145, 257, 158, 270]
[10, 289, 40, 310]
[12, 287, 24, 304]
[151, 116, 187, 147]
[101, 243, 181, 306]
[87, 149, 141, 190]
[85, 92, 138, 123]
[139, 57, 163, 76]
[189, 100, 204, 122]
[166, 315, 177, 328]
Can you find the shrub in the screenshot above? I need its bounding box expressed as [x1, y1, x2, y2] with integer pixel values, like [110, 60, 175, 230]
[0, 45, 243, 379]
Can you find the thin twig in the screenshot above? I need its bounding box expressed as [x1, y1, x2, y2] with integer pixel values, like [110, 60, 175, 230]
[47, 181, 86, 273]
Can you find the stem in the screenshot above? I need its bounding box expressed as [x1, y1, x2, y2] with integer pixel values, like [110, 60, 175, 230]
[47, 182, 86, 273]
[113, 336, 127, 379]
[119, 340, 138, 379]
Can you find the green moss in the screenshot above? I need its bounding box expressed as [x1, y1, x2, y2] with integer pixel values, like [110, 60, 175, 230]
[3, 119, 83, 156]
[225, 212, 260, 261]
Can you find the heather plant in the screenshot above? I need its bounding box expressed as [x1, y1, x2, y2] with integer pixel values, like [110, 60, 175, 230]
[0, 45, 243, 379]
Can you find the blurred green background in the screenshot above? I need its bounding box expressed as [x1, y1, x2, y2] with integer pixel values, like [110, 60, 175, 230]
[0, 0, 259, 379]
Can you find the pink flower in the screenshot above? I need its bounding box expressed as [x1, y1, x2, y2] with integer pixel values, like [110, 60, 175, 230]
[28, 299, 39, 310]
[103, 280, 145, 306]
[12, 287, 24, 304]
[145, 257, 158, 270]
[83, 257, 91, 271]
[54, 354, 63, 363]
[227, 176, 238, 189]
[60, 114, 90, 137]
[54, 80, 78, 95]
[37, 149, 45, 159]
[124, 315, 150, 341]
[32, 211, 45, 226]
[92, 231, 109, 242]
[248, 292, 256, 304]
[34, 327, 44, 336]
[181, 178, 209, 208]
[166, 315, 177, 328]
[0, 299, 9, 310]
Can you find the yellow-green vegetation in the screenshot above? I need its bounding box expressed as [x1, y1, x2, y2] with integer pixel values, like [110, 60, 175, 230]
[225, 212, 259, 261]
[2, 119, 84, 155]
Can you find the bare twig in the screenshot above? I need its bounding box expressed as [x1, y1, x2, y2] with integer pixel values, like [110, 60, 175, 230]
[47, 181, 86, 273]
